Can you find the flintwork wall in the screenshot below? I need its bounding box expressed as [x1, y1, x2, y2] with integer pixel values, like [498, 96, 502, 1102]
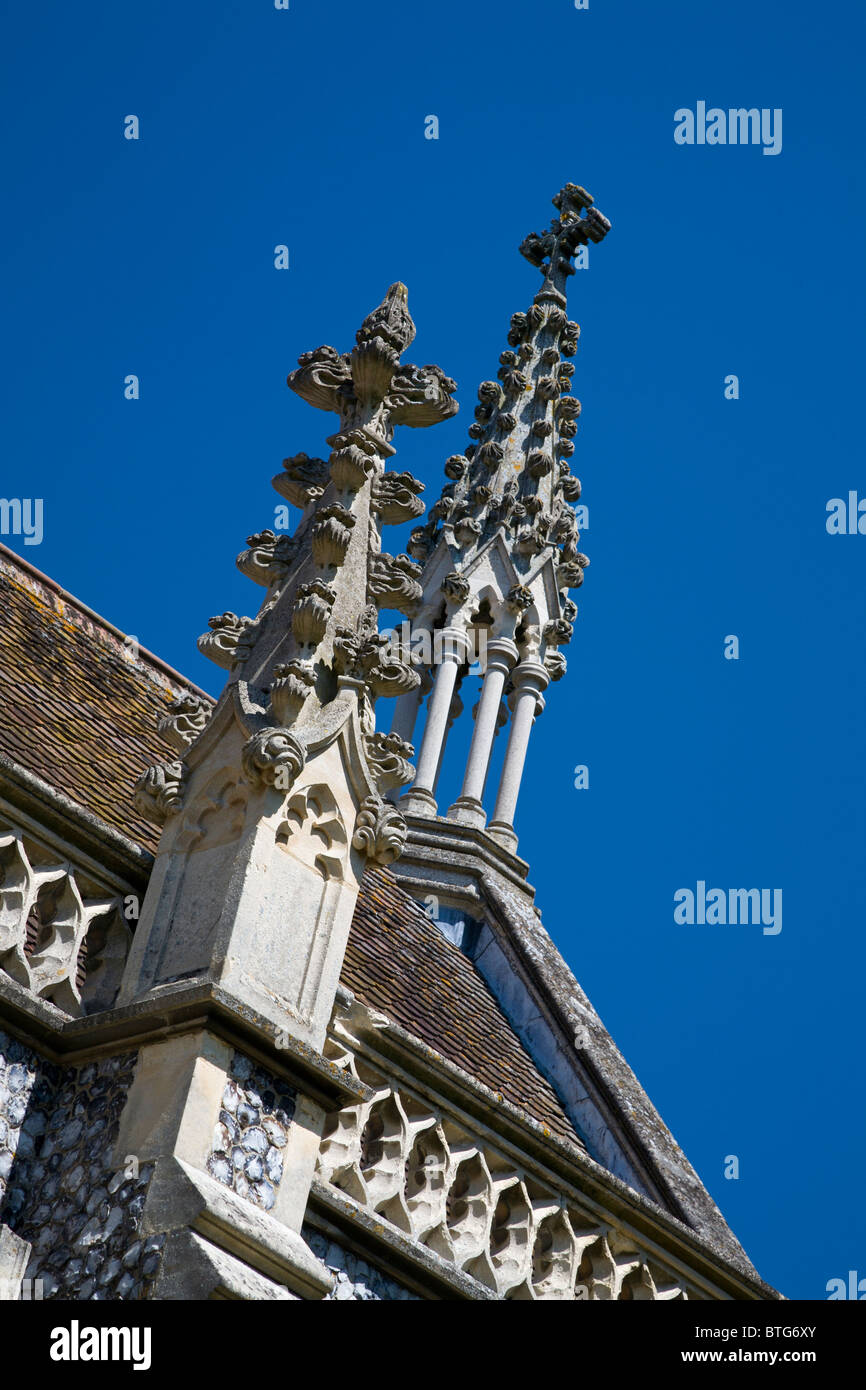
[303, 1228, 419, 1301]
[206, 1052, 297, 1214]
[0, 1037, 163, 1300]
[316, 1040, 700, 1301]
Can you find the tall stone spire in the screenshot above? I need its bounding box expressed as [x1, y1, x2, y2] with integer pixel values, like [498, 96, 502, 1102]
[123, 284, 457, 1048]
[395, 183, 610, 852]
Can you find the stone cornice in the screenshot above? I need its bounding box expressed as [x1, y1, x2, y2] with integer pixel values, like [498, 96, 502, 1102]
[395, 811, 536, 904]
[0, 753, 153, 886]
[0, 972, 367, 1111]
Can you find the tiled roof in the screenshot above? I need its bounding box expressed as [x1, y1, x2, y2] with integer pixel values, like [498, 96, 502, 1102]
[347, 868, 581, 1145]
[0, 547, 206, 853]
[0, 546, 580, 1147]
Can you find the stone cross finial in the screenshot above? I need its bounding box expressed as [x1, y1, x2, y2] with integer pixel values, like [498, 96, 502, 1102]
[178, 282, 458, 737]
[288, 282, 457, 449]
[395, 180, 609, 849]
[136, 279, 460, 857]
[520, 183, 611, 302]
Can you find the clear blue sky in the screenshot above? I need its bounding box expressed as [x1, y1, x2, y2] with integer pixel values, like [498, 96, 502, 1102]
[2, 1, 864, 1299]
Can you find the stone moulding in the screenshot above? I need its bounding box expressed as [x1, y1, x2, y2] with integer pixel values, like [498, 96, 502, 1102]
[143, 1156, 334, 1300]
[0, 760, 153, 923]
[0, 969, 368, 1113]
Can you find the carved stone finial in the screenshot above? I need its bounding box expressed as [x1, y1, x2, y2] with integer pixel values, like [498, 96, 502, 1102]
[416, 180, 607, 607]
[520, 183, 611, 282]
[288, 284, 457, 442]
[355, 281, 416, 356]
